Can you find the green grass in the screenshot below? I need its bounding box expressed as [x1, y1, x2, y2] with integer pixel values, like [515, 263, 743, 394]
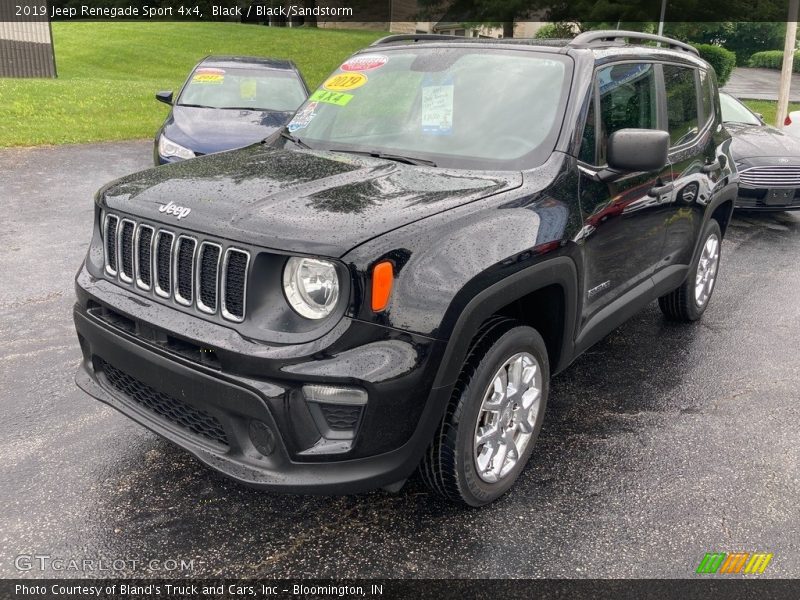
[0, 22, 386, 147]
[741, 99, 800, 126]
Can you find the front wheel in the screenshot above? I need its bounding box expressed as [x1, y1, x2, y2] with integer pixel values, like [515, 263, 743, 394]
[419, 319, 549, 506]
[659, 219, 722, 322]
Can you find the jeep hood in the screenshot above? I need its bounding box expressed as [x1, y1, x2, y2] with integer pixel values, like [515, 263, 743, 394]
[100, 144, 522, 257]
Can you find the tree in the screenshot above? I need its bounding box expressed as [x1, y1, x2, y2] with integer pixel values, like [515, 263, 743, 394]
[417, 0, 540, 38]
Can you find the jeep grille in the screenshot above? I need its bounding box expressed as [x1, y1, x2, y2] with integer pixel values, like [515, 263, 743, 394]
[102, 212, 249, 323]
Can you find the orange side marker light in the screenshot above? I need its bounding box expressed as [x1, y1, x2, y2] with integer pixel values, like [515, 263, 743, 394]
[371, 261, 394, 312]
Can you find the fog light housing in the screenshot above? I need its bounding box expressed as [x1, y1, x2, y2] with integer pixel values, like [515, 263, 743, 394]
[248, 420, 276, 456]
[302, 384, 366, 441]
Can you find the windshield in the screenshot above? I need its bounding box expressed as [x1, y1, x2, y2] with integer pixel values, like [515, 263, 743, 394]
[719, 93, 761, 126]
[178, 66, 306, 112]
[284, 48, 571, 169]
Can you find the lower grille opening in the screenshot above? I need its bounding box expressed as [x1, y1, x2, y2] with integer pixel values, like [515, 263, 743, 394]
[88, 302, 222, 370]
[87, 303, 136, 335]
[165, 335, 221, 369]
[97, 358, 229, 448]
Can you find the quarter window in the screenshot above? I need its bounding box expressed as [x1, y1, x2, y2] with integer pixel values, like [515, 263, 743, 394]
[699, 69, 715, 124]
[664, 65, 700, 145]
[597, 63, 658, 164]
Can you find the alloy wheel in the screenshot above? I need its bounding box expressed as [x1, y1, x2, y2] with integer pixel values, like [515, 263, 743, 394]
[473, 352, 543, 483]
[695, 233, 720, 308]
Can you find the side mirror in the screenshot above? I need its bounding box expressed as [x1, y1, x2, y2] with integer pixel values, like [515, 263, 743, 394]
[156, 91, 174, 105]
[607, 129, 669, 173]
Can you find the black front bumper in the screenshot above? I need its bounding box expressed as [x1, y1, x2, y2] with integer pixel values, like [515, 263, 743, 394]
[74, 268, 451, 494]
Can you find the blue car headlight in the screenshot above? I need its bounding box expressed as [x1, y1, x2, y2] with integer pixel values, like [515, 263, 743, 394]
[158, 134, 196, 160]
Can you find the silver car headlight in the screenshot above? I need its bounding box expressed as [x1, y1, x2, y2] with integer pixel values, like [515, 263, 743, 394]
[158, 134, 195, 160]
[282, 257, 340, 320]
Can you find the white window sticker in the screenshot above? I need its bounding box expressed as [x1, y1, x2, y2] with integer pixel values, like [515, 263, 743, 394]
[421, 75, 454, 135]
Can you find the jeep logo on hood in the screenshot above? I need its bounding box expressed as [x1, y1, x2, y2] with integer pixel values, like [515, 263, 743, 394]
[158, 201, 191, 220]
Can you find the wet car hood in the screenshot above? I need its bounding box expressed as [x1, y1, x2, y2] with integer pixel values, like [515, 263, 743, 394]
[726, 122, 800, 162]
[100, 144, 522, 257]
[164, 106, 294, 155]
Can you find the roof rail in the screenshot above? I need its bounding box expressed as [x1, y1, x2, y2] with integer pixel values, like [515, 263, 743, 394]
[370, 34, 464, 46]
[570, 30, 699, 55]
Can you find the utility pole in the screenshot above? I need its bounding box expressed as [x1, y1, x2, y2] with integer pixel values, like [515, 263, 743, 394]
[776, 0, 799, 128]
[657, 0, 666, 37]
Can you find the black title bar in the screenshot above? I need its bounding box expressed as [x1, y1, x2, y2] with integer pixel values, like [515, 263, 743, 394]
[3, 0, 797, 23]
[3, 579, 800, 600]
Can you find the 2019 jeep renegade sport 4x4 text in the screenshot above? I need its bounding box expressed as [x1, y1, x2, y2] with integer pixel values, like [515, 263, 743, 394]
[73, 31, 738, 506]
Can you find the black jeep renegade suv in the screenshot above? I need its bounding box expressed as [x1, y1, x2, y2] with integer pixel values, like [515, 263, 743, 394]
[73, 31, 738, 505]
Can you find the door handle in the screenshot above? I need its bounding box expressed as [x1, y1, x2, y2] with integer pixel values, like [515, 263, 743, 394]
[701, 160, 721, 173]
[648, 182, 674, 197]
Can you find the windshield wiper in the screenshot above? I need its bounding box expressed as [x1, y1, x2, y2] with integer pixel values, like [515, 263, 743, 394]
[176, 103, 216, 109]
[333, 149, 437, 167]
[279, 131, 312, 149]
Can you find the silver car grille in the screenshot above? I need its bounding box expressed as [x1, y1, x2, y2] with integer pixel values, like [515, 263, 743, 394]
[102, 212, 250, 322]
[739, 165, 800, 188]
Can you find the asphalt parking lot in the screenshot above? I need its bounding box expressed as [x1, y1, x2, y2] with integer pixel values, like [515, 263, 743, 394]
[1, 141, 799, 579]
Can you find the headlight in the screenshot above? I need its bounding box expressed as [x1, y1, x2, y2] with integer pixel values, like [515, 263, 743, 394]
[282, 257, 340, 320]
[158, 134, 195, 160]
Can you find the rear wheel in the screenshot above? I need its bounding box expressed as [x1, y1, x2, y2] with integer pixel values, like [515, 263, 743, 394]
[420, 319, 549, 506]
[659, 219, 722, 322]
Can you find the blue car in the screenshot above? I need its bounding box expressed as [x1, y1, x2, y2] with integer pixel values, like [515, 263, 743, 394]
[154, 56, 309, 165]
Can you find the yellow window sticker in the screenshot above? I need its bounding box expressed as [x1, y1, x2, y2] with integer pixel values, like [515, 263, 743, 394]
[310, 89, 354, 106]
[323, 72, 368, 92]
[193, 68, 225, 84]
[240, 78, 257, 100]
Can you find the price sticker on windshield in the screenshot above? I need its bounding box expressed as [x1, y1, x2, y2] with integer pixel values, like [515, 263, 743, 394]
[193, 68, 225, 84]
[421, 75, 454, 135]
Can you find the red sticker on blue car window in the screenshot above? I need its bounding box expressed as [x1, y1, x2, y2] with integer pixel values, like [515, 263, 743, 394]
[340, 54, 388, 72]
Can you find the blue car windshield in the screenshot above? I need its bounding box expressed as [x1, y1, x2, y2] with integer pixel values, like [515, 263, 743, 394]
[719, 93, 761, 126]
[284, 48, 571, 170]
[178, 66, 306, 112]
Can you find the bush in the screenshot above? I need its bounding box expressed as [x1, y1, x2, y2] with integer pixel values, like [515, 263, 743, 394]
[749, 50, 800, 73]
[534, 22, 575, 39]
[694, 44, 736, 85]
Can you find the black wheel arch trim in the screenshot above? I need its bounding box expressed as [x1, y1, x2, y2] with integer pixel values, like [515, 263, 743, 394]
[431, 256, 579, 393]
[691, 180, 736, 266]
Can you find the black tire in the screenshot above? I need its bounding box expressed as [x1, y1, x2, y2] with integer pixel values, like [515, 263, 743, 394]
[419, 318, 549, 506]
[659, 219, 723, 322]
